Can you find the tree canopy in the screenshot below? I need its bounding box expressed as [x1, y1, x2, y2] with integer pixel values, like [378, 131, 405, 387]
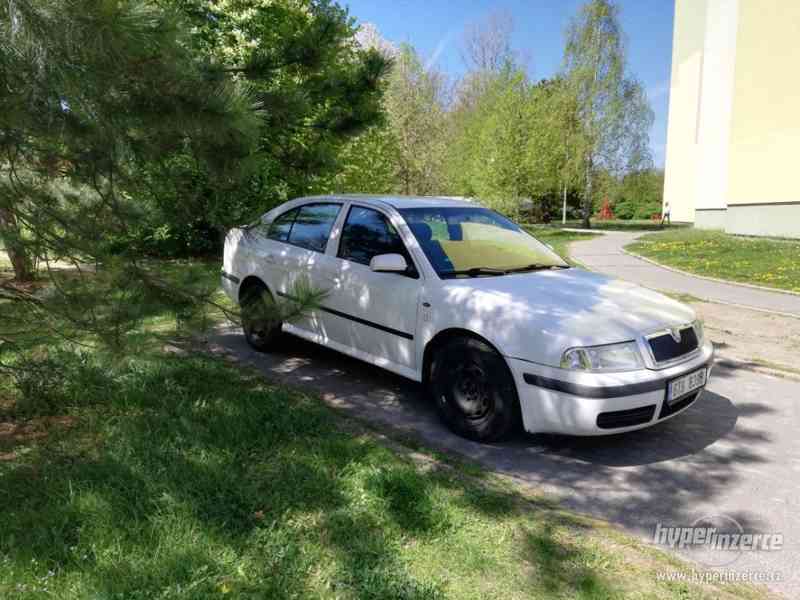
[0, 0, 387, 356]
[342, 2, 657, 223]
[561, 0, 654, 226]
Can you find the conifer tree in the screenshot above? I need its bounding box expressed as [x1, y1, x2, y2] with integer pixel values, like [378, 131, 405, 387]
[145, 0, 391, 250]
[0, 1, 316, 358]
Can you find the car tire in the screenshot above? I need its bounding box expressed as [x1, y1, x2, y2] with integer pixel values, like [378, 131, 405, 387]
[240, 282, 282, 352]
[428, 336, 521, 442]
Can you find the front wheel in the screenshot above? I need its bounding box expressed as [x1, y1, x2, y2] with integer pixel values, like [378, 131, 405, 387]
[428, 337, 521, 442]
[240, 283, 282, 352]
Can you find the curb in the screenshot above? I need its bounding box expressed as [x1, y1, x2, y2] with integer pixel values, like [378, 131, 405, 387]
[622, 246, 800, 299]
[559, 227, 609, 234]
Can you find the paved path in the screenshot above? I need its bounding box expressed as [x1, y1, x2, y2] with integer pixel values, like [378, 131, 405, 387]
[210, 330, 800, 597]
[570, 231, 800, 317]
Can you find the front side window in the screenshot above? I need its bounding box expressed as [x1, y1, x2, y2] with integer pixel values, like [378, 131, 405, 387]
[338, 206, 412, 268]
[267, 208, 298, 242]
[288, 203, 341, 252]
[399, 206, 567, 278]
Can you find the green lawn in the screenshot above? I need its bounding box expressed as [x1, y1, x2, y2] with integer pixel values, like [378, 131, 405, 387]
[0, 261, 776, 599]
[627, 229, 800, 293]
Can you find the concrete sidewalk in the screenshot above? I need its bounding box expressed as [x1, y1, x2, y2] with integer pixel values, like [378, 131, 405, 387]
[569, 231, 800, 317]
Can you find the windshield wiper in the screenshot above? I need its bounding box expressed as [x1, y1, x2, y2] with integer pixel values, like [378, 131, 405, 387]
[441, 267, 508, 278]
[505, 263, 570, 274]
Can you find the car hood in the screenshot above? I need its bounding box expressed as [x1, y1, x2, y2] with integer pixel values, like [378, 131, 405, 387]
[435, 267, 696, 367]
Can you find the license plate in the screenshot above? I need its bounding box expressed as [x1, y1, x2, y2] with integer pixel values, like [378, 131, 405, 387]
[668, 368, 707, 403]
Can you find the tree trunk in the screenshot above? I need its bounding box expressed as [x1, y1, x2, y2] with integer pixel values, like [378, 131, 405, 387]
[582, 159, 593, 229]
[0, 207, 34, 282]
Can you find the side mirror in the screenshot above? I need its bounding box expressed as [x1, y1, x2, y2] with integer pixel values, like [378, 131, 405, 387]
[369, 253, 408, 273]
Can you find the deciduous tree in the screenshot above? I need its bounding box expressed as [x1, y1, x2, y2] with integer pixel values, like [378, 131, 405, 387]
[384, 44, 448, 195]
[561, 0, 654, 227]
[461, 11, 517, 74]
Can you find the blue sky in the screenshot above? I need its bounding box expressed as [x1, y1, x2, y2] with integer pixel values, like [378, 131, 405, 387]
[343, 0, 675, 167]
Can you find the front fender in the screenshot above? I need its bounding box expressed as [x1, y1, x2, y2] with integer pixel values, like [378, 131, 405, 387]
[418, 286, 546, 370]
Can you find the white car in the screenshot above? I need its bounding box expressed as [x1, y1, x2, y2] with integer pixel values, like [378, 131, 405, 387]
[222, 195, 714, 442]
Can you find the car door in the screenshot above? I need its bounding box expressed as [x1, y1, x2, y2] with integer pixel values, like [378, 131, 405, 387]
[257, 202, 342, 337]
[315, 204, 421, 375]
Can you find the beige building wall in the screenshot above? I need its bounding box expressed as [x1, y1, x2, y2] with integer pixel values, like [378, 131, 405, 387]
[694, 0, 738, 230]
[663, 0, 800, 238]
[662, 0, 707, 223]
[725, 0, 800, 237]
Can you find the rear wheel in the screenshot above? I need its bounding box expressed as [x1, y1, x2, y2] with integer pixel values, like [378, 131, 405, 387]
[428, 337, 521, 442]
[240, 282, 282, 352]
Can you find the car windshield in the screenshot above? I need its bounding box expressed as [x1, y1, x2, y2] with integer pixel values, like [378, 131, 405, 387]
[399, 207, 568, 278]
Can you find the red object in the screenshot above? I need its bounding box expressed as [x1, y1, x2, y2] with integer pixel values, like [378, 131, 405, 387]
[597, 196, 615, 220]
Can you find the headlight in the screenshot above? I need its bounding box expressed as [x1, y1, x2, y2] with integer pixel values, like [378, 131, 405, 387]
[693, 319, 704, 343]
[560, 341, 644, 371]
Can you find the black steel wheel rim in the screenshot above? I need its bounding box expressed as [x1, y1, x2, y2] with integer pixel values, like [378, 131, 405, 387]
[243, 302, 270, 344]
[447, 362, 493, 420]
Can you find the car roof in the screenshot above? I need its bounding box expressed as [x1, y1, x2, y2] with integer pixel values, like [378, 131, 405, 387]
[296, 194, 478, 210]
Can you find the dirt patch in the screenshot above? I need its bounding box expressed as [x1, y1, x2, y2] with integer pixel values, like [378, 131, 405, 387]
[0, 415, 77, 461]
[690, 300, 800, 375]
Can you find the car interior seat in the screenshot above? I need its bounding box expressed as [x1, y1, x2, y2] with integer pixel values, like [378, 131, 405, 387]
[408, 222, 454, 273]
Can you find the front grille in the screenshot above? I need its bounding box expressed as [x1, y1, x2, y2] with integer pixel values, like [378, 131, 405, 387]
[659, 391, 700, 419]
[596, 405, 656, 429]
[648, 326, 698, 364]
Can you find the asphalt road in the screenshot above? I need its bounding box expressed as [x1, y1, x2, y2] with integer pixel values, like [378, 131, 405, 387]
[209, 328, 800, 597]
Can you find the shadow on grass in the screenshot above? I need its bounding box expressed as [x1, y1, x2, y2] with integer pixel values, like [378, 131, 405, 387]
[525, 523, 617, 599]
[0, 350, 603, 599]
[0, 260, 233, 373]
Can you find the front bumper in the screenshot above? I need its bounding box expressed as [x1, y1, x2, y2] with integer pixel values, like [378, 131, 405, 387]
[508, 340, 715, 435]
[220, 270, 240, 303]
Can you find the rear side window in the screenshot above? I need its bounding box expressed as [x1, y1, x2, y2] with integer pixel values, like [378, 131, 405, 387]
[338, 206, 413, 268]
[288, 204, 341, 252]
[267, 208, 298, 242]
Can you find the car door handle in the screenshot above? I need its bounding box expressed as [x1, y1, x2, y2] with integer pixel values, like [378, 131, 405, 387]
[264, 254, 276, 264]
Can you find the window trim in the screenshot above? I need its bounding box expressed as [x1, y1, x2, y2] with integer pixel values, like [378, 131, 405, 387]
[336, 204, 419, 278]
[267, 202, 343, 253]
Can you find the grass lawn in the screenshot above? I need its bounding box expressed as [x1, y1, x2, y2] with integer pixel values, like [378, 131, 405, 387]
[0, 262, 777, 599]
[524, 227, 600, 264]
[627, 229, 800, 293]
